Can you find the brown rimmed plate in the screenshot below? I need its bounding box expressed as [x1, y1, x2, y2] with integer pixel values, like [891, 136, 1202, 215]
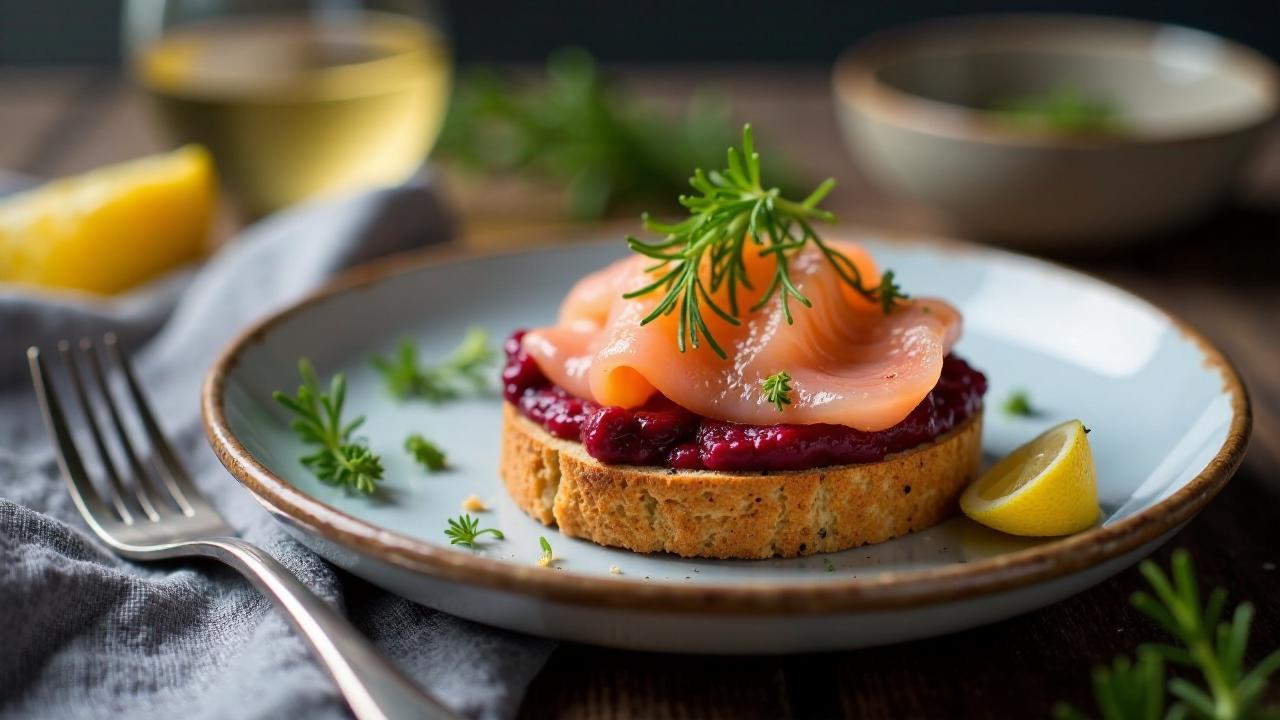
[202, 233, 1248, 653]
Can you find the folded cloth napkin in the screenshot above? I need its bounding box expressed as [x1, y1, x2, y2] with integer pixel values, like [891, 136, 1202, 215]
[0, 174, 555, 720]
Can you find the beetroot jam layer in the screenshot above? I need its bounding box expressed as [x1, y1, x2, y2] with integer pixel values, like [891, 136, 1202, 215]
[502, 330, 987, 472]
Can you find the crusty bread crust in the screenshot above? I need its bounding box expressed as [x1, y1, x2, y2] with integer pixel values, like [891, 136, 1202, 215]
[500, 403, 983, 559]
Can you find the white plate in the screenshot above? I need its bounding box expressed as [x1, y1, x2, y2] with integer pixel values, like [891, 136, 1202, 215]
[203, 234, 1249, 654]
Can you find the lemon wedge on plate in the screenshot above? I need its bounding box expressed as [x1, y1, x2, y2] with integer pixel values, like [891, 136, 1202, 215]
[0, 145, 215, 295]
[961, 419, 1100, 536]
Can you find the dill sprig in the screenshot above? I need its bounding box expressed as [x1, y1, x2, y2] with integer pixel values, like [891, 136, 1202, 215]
[624, 124, 907, 359]
[444, 514, 504, 548]
[405, 433, 447, 472]
[1056, 549, 1280, 720]
[273, 359, 383, 494]
[371, 328, 495, 402]
[761, 370, 793, 412]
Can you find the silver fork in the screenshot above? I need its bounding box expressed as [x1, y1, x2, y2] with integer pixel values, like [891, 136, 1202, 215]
[28, 334, 458, 720]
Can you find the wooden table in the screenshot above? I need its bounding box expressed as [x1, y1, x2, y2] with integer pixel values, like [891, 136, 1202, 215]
[3, 67, 1278, 718]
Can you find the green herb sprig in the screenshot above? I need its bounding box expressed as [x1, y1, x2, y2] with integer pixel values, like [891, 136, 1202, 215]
[538, 536, 554, 567]
[990, 87, 1124, 134]
[372, 328, 495, 402]
[1056, 550, 1280, 720]
[444, 514, 504, 549]
[625, 124, 907, 358]
[273, 359, 383, 494]
[437, 48, 751, 220]
[761, 370, 793, 412]
[405, 433, 447, 472]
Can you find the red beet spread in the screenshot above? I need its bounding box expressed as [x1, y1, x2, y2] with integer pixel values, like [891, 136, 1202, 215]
[503, 330, 987, 472]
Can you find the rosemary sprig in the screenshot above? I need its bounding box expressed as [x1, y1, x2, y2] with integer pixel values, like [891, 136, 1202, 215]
[273, 359, 383, 494]
[624, 124, 907, 358]
[371, 328, 495, 402]
[761, 370, 793, 412]
[1059, 652, 1172, 720]
[1056, 549, 1280, 720]
[444, 514, 504, 548]
[405, 433, 447, 472]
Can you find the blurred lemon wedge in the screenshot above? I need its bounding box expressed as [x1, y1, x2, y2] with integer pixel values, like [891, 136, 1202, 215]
[0, 145, 215, 295]
[961, 419, 1100, 536]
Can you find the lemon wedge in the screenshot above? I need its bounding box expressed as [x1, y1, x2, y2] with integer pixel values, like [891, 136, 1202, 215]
[0, 145, 216, 295]
[961, 419, 1100, 536]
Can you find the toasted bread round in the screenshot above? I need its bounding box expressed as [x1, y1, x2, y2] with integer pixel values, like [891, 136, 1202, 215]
[500, 403, 983, 559]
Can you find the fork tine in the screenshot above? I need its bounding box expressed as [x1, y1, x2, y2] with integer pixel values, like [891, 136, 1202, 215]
[56, 341, 136, 525]
[103, 333, 198, 516]
[28, 347, 125, 534]
[79, 338, 170, 520]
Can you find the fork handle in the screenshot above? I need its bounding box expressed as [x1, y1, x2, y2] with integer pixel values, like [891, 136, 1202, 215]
[191, 537, 458, 720]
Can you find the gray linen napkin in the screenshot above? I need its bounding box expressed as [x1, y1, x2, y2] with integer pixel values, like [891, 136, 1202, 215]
[0, 175, 555, 719]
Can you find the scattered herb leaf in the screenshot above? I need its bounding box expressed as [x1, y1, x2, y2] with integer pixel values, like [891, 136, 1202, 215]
[761, 370, 794, 412]
[444, 514, 505, 548]
[538, 536, 554, 567]
[877, 270, 909, 316]
[1055, 549, 1280, 720]
[405, 433, 447, 472]
[1002, 389, 1035, 417]
[371, 328, 495, 402]
[625, 124, 907, 358]
[823, 558, 835, 573]
[273, 359, 383, 494]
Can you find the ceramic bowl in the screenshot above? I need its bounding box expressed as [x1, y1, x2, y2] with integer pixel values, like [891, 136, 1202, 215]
[833, 15, 1280, 249]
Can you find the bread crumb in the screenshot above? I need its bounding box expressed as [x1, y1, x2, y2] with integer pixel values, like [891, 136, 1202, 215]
[609, 565, 621, 575]
[537, 555, 552, 568]
[461, 494, 487, 512]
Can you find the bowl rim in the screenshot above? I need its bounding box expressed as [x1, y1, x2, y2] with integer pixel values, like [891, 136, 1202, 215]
[201, 233, 1251, 616]
[833, 13, 1280, 148]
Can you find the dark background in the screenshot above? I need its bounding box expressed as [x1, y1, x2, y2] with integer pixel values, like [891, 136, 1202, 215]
[2, 0, 1280, 66]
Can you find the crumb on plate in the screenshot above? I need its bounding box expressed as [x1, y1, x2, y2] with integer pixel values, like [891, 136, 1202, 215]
[461, 494, 487, 512]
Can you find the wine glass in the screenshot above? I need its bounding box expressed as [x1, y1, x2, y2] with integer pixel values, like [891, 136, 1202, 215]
[122, 0, 451, 218]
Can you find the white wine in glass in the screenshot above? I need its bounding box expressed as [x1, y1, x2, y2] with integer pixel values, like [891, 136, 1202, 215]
[125, 1, 451, 217]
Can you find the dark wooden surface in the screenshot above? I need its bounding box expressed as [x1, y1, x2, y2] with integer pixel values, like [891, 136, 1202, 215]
[3, 67, 1277, 719]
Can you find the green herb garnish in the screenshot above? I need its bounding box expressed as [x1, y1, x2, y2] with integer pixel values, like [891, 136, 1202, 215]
[538, 536, 554, 567]
[1002, 389, 1035, 417]
[761, 370, 794, 412]
[990, 87, 1124, 134]
[444, 514, 505, 548]
[1056, 550, 1280, 720]
[823, 558, 835, 573]
[371, 328, 495, 402]
[438, 48, 760, 220]
[625, 124, 907, 358]
[405, 433, 447, 472]
[273, 359, 383, 494]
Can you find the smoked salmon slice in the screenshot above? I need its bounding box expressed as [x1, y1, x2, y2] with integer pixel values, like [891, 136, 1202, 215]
[523, 240, 962, 431]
